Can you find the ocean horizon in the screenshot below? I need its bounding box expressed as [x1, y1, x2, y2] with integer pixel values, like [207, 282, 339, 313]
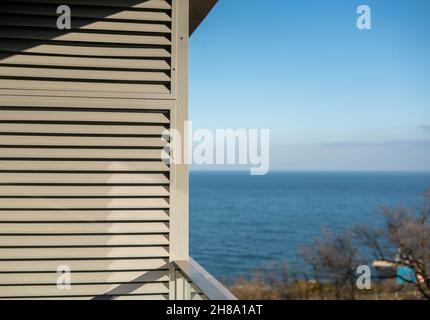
[190, 170, 430, 281]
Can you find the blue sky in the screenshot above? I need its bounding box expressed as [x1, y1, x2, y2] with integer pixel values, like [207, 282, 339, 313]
[189, 0, 430, 171]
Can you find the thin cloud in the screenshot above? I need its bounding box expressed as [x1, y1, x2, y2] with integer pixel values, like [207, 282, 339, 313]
[322, 140, 430, 147]
[420, 125, 430, 134]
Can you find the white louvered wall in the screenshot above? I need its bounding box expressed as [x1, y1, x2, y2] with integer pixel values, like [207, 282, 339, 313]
[0, 0, 181, 300]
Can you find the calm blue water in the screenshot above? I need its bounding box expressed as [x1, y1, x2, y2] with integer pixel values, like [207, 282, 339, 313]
[190, 171, 430, 280]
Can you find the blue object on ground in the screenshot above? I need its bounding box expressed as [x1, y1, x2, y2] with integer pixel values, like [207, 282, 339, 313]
[396, 266, 417, 284]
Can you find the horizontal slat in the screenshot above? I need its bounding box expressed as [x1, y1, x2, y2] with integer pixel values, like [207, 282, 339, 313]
[0, 101, 172, 117]
[0, 55, 170, 70]
[0, 89, 172, 99]
[0, 234, 169, 246]
[0, 110, 169, 124]
[0, 186, 169, 197]
[0, 148, 168, 159]
[0, 258, 169, 272]
[0, 136, 167, 147]
[0, 4, 172, 21]
[0, 66, 170, 82]
[0, 222, 169, 234]
[0, 79, 170, 94]
[0, 246, 168, 259]
[0, 15, 172, 33]
[0, 124, 167, 135]
[0, 270, 169, 285]
[0, 282, 169, 298]
[0, 198, 170, 209]
[0, 161, 169, 172]
[0, 95, 172, 110]
[8, 294, 169, 300]
[0, 29, 171, 45]
[0, 173, 169, 184]
[0, 210, 169, 222]
[5, 0, 172, 10]
[0, 41, 171, 57]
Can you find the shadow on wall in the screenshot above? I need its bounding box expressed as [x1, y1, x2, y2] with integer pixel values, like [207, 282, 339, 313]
[0, 0, 170, 59]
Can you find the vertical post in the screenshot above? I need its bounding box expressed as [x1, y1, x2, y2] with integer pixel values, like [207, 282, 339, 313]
[175, 270, 185, 300]
[169, 0, 189, 299]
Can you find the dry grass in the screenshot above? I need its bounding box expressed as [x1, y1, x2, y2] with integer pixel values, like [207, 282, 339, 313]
[228, 269, 422, 300]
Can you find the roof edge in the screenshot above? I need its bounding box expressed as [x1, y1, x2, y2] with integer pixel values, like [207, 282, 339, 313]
[189, 0, 218, 35]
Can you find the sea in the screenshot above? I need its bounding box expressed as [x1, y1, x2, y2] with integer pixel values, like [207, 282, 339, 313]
[189, 171, 430, 281]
